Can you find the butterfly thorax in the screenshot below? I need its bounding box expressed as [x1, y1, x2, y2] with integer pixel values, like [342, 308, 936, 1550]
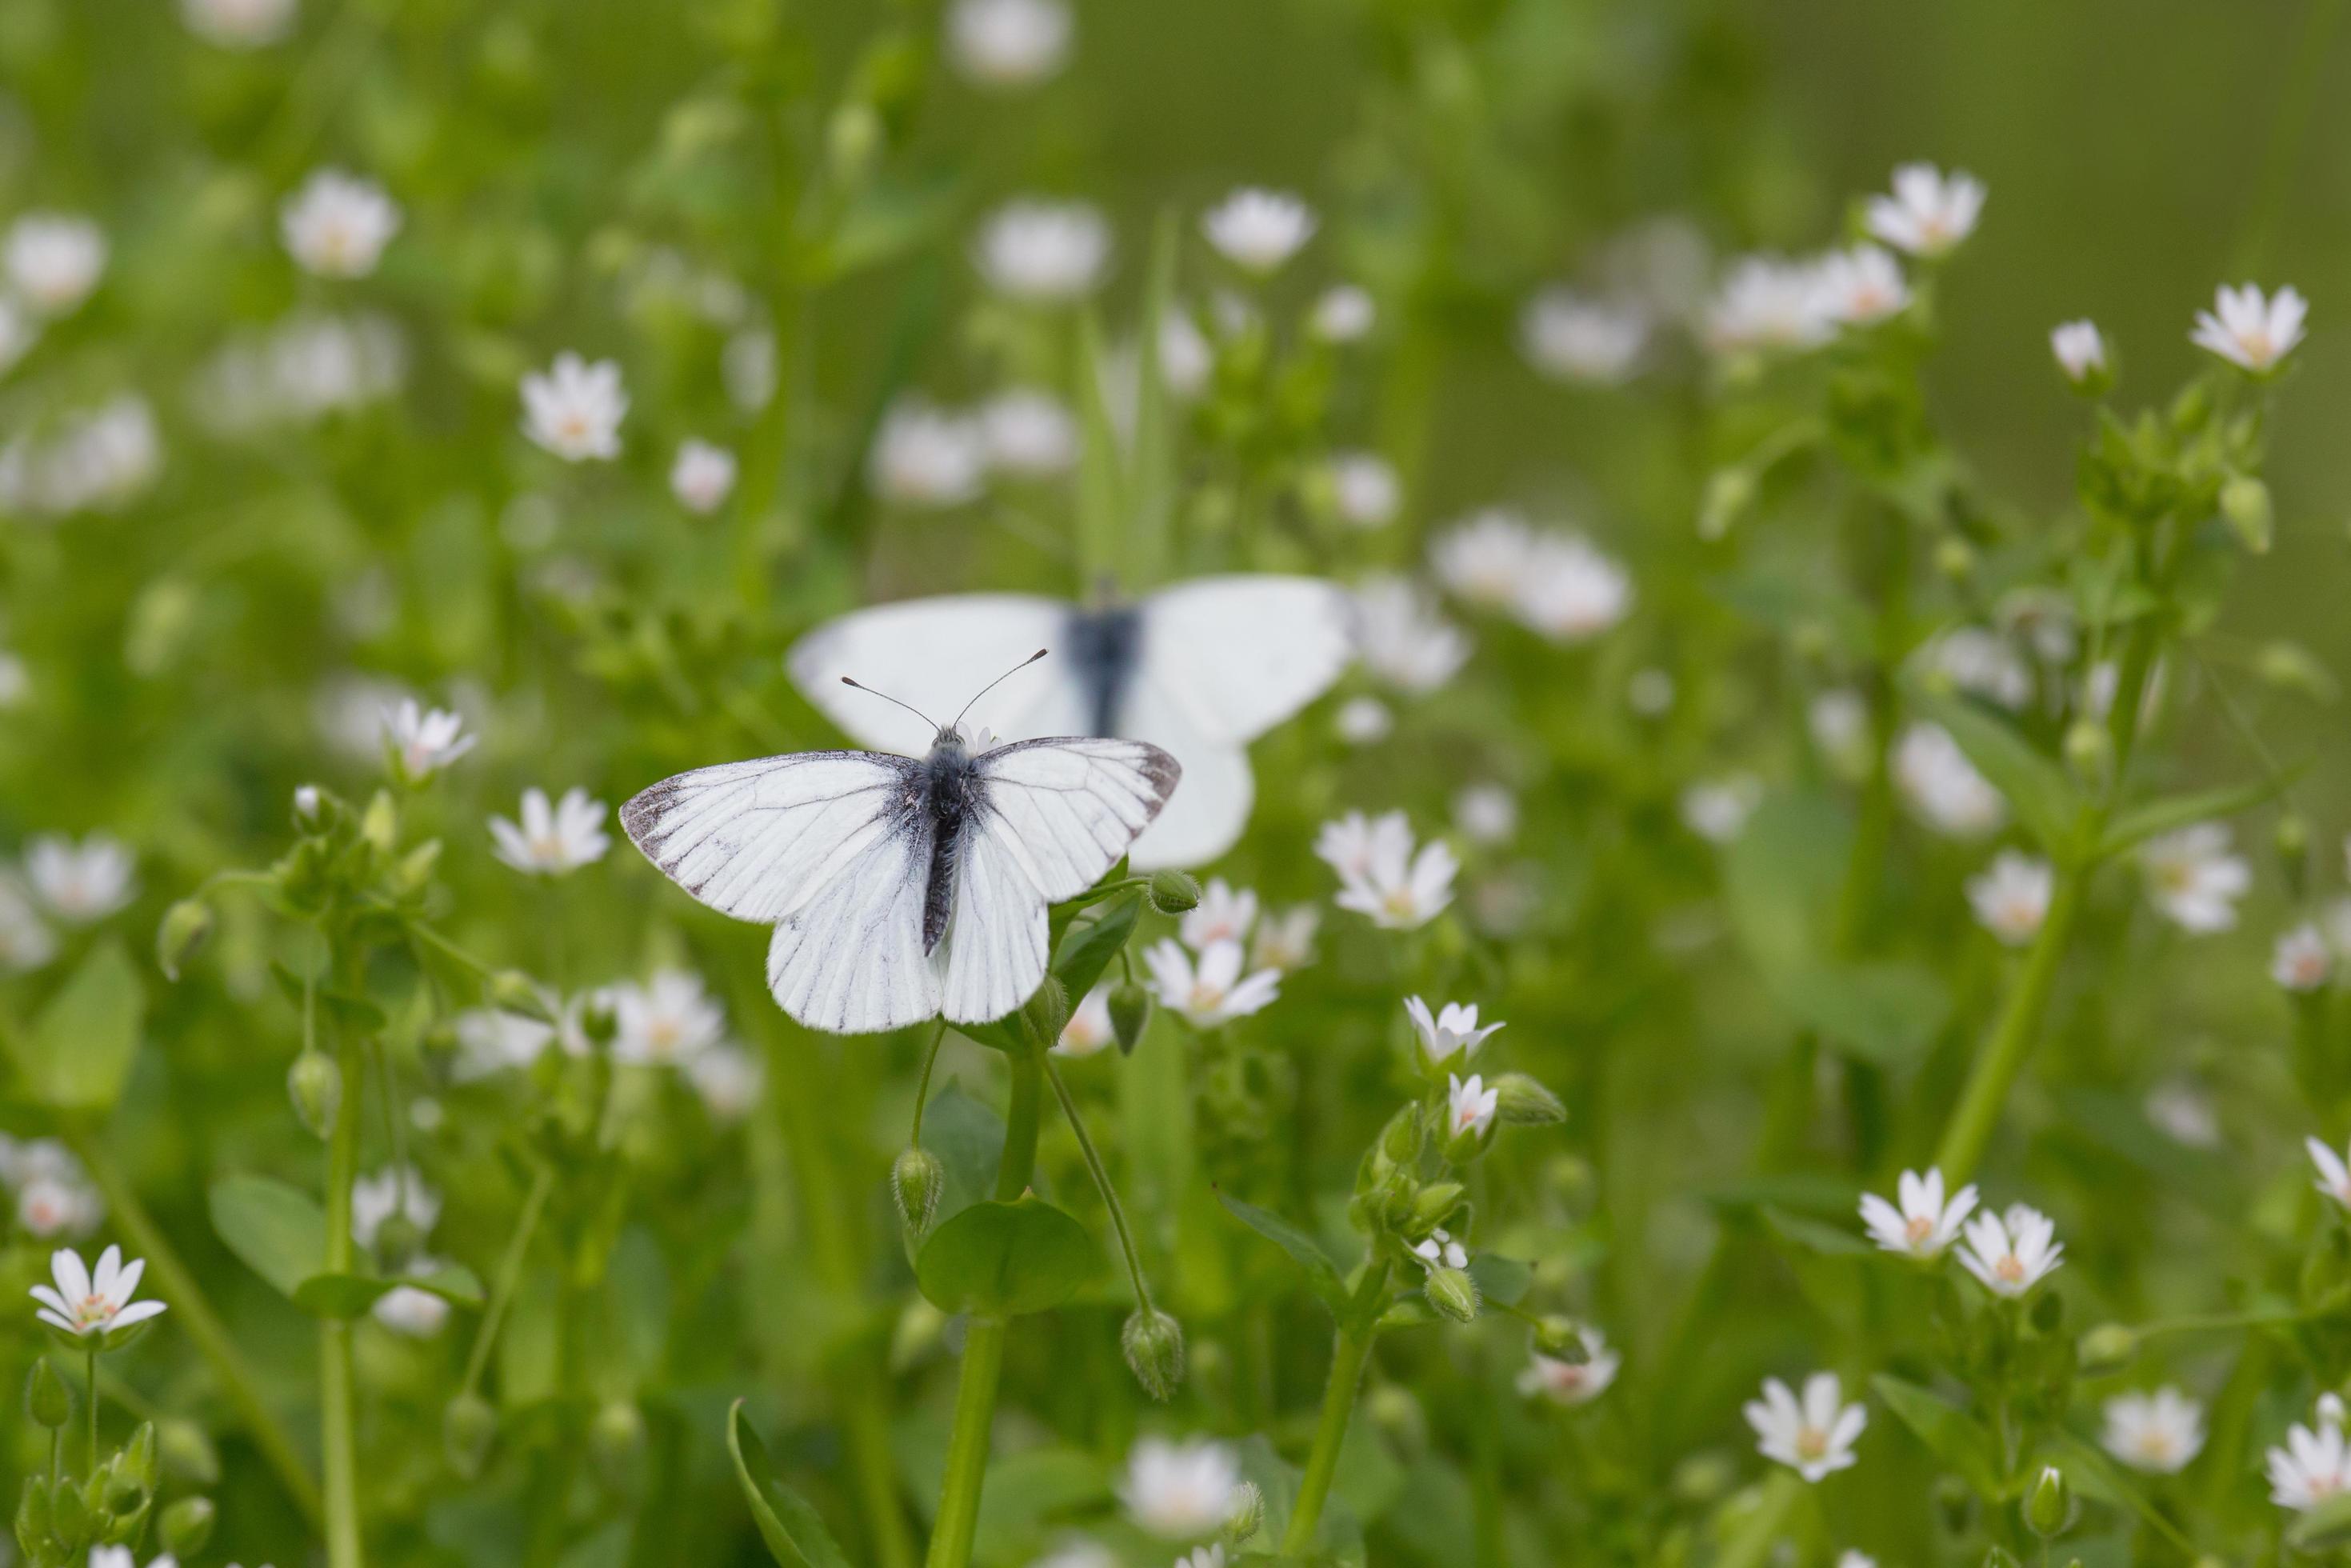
[919, 732, 983, 955]
[1062, 605, 1144, 737]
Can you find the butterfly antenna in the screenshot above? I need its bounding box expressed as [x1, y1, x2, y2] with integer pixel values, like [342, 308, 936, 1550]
[952, 649, 1050, 732]
[839, 677, 941, 733]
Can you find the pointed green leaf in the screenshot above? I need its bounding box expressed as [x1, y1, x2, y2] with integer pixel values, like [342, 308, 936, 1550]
[10, 939, 144, 1111]
[1215, 1188, 1349, 1316]
[1872, 1374, 2005, 1498]
[1912, 694, 2082, 857]
[1052, 893, 1142, 1003]
[210, 1175, 326, 1300]
[727, 1402, 855, 1568]
[2096, 766, 2304, 859]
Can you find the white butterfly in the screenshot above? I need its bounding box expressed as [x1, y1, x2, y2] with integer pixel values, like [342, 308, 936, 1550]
[622, 661, 1179, 1035]
[786, 575, 1352, 869]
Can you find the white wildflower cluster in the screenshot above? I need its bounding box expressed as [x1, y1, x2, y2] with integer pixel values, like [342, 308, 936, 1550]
[1142, 878, 1284, 1027]
[448, 967, 757, 1121]
[867, 390, 1083, 508]
[0, 395, 162, 518]
[193, 312, 407, 436]
[1349, 575, 1469, 694]
[1857, 1166, 2065, 1298]
[1429, 510, 1634, 645]
[0, 1134, 105, 1238]
[1317, 810, 1458, 930]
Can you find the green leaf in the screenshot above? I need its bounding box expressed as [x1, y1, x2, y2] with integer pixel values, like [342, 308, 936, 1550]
[1721, 790, 1853, 982]
[1872, 1374, 2005, 1498]
[2095, 766, 2304, 859]
[1468, 1254, 1533, 1307]
[11, 938, 144, 1111]
[1215, 1188, 1349, 1316]
[806, 173, 959, 285]
[1912, 693, 2081, 856]
[921, 1081, 1009, 1229]
[2042, 1432, 2199, 1557]
[210, 1175, 326, 1300]
[1778, 962, 1949, 1065]
[915, 1197, 1100, 1317]
[1761, 1205, 1871, 1258]
[1051, 893, 1142, 1003]
[726, 1402, 855, 1568]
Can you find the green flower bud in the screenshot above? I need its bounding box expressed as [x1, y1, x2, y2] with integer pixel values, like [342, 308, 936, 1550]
[2062, 718, 2110, 787]
[26, 1357, 70, 1430]
[2278, 812, 2312, 883]
[156, 1418, 221, 1486]
[1491, 1073, 1567, 1126]
[1120, 1306, 1186, 1402]
[155, 899, 214, 982]
[1146, 869, 1201, 915]
[443, 1391, 498, 1479]
[288, 1050, 342, 1140]
[892, 1146, 946, 1241]
[489, 970, 556, 1022]
[1669, 1450, 1734, 1505]
[1533, 1315, 1590, 1362]
[1934, 537, 1976, 581]
[2076, 1322, 2137, 1377]
[1408, 1182, 1466, 1232]
[49, 1470, 90, 1550]
[590, 1399, 646, 1481]
[1697, 466, 1755, 542]
[1108, 981, 1151, 1054]
[1021, 974, 1070, 1048]
[1223, 1480, 1264, 1545]
[16, 1475, 50, 1562]
[1424, 1266, 1481, 1324]
[2025, 1465, 2069, 1538]
[2221, 473, 2273, 554]
[360, 790, 400, 852]
[159, 1496, 216, 1558]
[1379, 1102, 1422, 1164]
[122, 1422, 158, 1492]
[102, 1467, 145, 1518]
[1365, 1383, 1422, 1442]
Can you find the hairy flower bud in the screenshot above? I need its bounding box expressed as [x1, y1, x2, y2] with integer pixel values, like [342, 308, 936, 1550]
[47, 1471, 90, 1553]
[1409, 1182, 1465, 1232]
[1982, 1548, 2021, 1568]
[2221, 473, 2273, 554]
[444, 1391, 498, 1479]
[26, 1358, 70, 1430]
[1121, 1306, 1186, 1402]
[288, 1050, 342, 1139]
[101, 1466, 144, 1519]
[2076, 1322, 2137, 1377]
[1146, 869, 1201, 915]
[159, 1496, 216, 1559]
[1223, 1480, 1264, 1545]
[122, 1422, 158, 1491]
[1022, 974, 1070, 1047]
[893, 1146, 946, 1241]
[489, 970, 556, 1022]
[155, 898, 214, 982]
[1108, 980, 1151, 1054]
[2025, 1465, 2069, 1538]
[1491, 1073, 1567, 1126]
[1424, 1266, 1481, 1324]
[2062, 719, 2109, 787]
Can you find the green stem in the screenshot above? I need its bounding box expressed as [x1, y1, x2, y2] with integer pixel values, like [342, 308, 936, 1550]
[58, 1122, 325, 1526]
[86, 1347, 98, 1470]
[322, 1021, 366, 1568]
[460, 1162, 554, 1397]
[924, 1036, 1046, 1568]
[1716, 1470, 1804, 1568]
[1281, 1322, 1376, 1553]
[1042, 1053, 1153, 1310]
[910, 1018, 949, 1147]
[1933, 866, 2086, 1184]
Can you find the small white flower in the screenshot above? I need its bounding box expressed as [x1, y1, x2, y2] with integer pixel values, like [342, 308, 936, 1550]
[1809, 689, 1872, 778]
[611, 970, 727, 1066]
[1326, 450, 1400, 529]
[1520, 290, 1649, 383]
[976, 199, 1110, 302]
[1181, 879, 1258, 952]
[2269, 1415, 2351, 1511]
[1142, 938, 1281, 1026]
[2192, 283, 2307, 374]
[1707, 255, 1837, 354]
[383, 698, 476, 782]
[18, 1174, 104, 1239]
[978, 389, 1078, 478]
[1627, 667, 1676, 717]
[24, 834, 138, 924]
[686, 1043, 764, 1120]
[1681, 776, 1761, 844]
[1894, 723, 2005, 838]
[1030, 1538, 1117, 1568]
[2307, 1135, 2351, 1210]
[2050, 320, 2107, 385]
[2, 397, 162, 516]
[1201, 188, 1316, 275]
[1412, 1227, 1469, 1270]
[2102, 1387, 2205, 1475]
[1925, 626, 2033, 710]
[1865, 163, 1985, 258]
[280, 170, 402, 278]
[5, 214, 106, 316]
[1310, 283, 1375, 342]
[350, 1168, 440, 1250]
[1333, 696, 1392, 746]
[521, 353, 626, 461]
[870, 401, 988, 508]
[1324, 813, 1457, 930]
[2139, 823, 2250, 934]
[372, 1273, 451, 1338]
[1353, 575, 1469, 694]
[1513, 534, 1633, 643]
[1056, 985, 1116, 1056]
[1967, 852, 2053, 947]
[1745, 1372, 1866, 1482]
[1121, 1436, 1241, 1538]
[2276, 923, 2333, 992]
[0, 878, 58, 971]
[1957, 1203, 2065, 1298]
[1814, 244, 1910, 325]
[1446, 1073, 1498, 1139]
[946, 0, 1072, 89]
[1515, 1327, 1621, 1406]
[30, 1245, 167, 1338]
[489, 786, 611, 876]
[670, 440, 738, 514]
[1177, 1547, 1225, 1568]
[725, 329, 778, 412]
[1453, 784, 1517, 846]
[1858, 1167, 1977, 1259]
[181, 0, 295, 46]
[1403, 996, 1505, 1068]
[2144, 1081, 2221, 1149]
[1837, 1555, 1877, 1568]
[452, 1006, 561, 1078]
[1249, 906, 1319, 973]
[1431, 510, 1538, 609]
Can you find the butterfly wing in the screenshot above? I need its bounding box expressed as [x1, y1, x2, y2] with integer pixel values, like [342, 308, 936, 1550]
[940, 737, 1181, 1023]
[786, 595, 1088, 752]
[620, 751, 943, 1034]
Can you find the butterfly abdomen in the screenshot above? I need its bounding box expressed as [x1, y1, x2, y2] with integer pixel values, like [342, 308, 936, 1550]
[919, 740, 983, 954]
[1063, 604, 1144, 737]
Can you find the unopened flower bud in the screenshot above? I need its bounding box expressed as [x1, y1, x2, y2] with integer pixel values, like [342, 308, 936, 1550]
[2221, 473, 2273, 554]
[155, 899, 214, 982]
[2277, 812, 2312, 883]
[1380, 1103, 1422, 1164]
[293, 782, 325, 826]
[17, 1475, 51, 1562]
[2062, 719, 2109, 786]
[1223, 1480, 1264, 1545]
[1409, 1182, 1465, 1232]
[159, 1496, 215, 1558]
[2076, 1322, 2137, 1376]
[47, 1473, 89, 1551]
[444, 1391, 498, 1478]
[1934, 537, 1975, 581]
[1108, 980, 1151, 1054]
[26, 1358, 70, 1430]
[1492, 1073, 1566, 1126]
[157, 1418, 220, 1486]
[1365, 1383, 1421, 1441]
[893, 1146, 946, 1241]
[288, 1050, 342, 1139]
[489, 970, 556, 1022]
[1697, 466, 1755, 542]
[122, 1422, 158, 1490]
[2025, 1466, 2069, 1538]
[591, 1399, 646, 1480]
[1022, 975, 1070, 1047]
[1424, 1266, 1480, 1324]
[102, 1467, 145, 1518]
[1121, 1306, 1186, 1402]
[1533, 1316, 1590, 1362]
[1146, 869, 1201, 915]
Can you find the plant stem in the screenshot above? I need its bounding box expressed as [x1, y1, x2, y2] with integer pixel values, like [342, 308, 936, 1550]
[910, 1018, 949, 1147]
[86, 1347, 98, 1470]
[1281, 1322, 1376, 1553]
[58, 1122, 325, 1526]
[1933, 866, 2086, 1184]
[322, 1021, 366, 1568]
[460, 1162, 554, 1397]
[923, 1036, 1046, 1568]
[1042, 1053, 1152, 1310]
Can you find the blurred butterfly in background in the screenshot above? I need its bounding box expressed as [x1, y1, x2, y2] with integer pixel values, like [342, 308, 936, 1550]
[786, 575, 1352, 869]
[622, 652, 1180, 1035]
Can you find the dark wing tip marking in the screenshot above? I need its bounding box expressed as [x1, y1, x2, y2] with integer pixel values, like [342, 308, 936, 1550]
[1137, 744, 1181, 803]
[618, 778, 679, 851]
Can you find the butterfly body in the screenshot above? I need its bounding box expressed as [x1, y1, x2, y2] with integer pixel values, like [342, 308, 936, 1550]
[1062, 603, 1146, 736]
[916, 729, 981, 954]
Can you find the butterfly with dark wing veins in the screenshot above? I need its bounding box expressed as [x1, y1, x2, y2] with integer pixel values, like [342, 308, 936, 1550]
[620, 651, 1180, 1036]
